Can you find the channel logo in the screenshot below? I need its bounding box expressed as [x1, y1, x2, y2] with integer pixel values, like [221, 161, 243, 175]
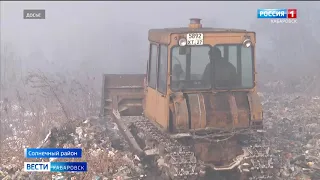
[257, 9, 297, 19]
[257, 9, 298, 24]
[24, 162, 50, 172]
[24, 162, 87, 172]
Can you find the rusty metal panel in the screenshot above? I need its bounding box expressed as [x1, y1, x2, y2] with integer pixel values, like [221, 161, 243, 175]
[144, 88, 170, 131]
[188, 94, 206, 129]
[144, 88, 157, 123]
[172, 92, 189, 132]
[234, 92, 250, 109]
[194, 136, 243, 166]
[156, 95, 169, 130]
[203, 92, 233, 129]
[103, 74, 145, 88]
[228, 94, 239, 125]
[100, 74, 145, 117]
[233, 92, 250, 128]
[201, 92, 250, 130]
[210, 93, 230, 111]
[237, 109, 250, 128]
[247, 91, 263, 121]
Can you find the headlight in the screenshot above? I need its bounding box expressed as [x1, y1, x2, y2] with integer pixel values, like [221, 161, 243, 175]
[178, 38, 187, 46]
[243, 39, 252, 48]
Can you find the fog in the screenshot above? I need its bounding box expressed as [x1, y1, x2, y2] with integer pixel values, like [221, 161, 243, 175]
[1, 1, 320, 94]
[2, 2, 320, 178]
[1, 1, 266, 74]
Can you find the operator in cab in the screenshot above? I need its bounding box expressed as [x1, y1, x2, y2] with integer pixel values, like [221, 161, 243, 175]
[202, 47, 237, 88]
[172, 63, 185, 81]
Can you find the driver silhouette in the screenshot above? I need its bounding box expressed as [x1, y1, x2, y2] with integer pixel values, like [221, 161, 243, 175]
[202, 47, 237, 87]
[172, 63, 186, 81]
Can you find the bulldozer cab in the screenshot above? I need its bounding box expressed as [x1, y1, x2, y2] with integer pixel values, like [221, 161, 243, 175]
[101, 18, 263, 134]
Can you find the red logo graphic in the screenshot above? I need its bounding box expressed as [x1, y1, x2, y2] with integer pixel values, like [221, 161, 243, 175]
[287, 9, 297, 19]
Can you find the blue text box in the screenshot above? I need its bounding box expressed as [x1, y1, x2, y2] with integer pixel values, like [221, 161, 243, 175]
[50, 162, 87, 172]
[25, 148, 82, 158]
[257, 9, 287, 19]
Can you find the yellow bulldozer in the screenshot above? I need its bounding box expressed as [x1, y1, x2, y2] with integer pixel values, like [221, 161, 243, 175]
[100, 18, 274, 180]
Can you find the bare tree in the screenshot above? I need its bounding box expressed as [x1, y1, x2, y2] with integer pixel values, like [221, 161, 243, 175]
[26, 70, 70, 120]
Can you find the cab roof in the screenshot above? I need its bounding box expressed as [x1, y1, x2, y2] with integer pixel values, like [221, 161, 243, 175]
[148, 18, 255, 44]
[149, 27, 248, 35]
[148, 27, 253, 44]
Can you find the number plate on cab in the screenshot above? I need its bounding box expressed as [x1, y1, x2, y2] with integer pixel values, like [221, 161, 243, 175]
[187, 33, 203, 45]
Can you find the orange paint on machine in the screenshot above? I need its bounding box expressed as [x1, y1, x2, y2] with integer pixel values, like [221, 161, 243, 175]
[100, 19, 273, 180]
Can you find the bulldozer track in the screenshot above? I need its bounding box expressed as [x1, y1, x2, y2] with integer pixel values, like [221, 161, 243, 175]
[133, 117, 200, 180]
[107, 113, 275, 180]
[242, 137, 275, 180]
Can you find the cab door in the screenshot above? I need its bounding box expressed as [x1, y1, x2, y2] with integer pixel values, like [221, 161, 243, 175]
[144, 43, 169, 130]
[144, 43, 159, 122]
[156, 44, 169, 130]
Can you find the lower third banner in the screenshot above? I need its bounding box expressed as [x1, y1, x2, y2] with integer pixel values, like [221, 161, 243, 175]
[24, 162, 87, 172]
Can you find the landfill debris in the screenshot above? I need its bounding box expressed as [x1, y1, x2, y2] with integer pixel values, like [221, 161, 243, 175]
[1, 80, 319, 180]
[0, 112, 146, 179]
[261, 90, 320, 180]
[42, 115, 146, 179]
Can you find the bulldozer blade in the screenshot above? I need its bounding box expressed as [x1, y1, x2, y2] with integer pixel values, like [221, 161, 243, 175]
[100, 74, 145, 117]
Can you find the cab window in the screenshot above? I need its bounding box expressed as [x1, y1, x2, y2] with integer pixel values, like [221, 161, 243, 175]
[214, 44, 254, 89]
[158, 45, 168, 94]
[171, 45, 211, 91]
[148, 44, 158, 89]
